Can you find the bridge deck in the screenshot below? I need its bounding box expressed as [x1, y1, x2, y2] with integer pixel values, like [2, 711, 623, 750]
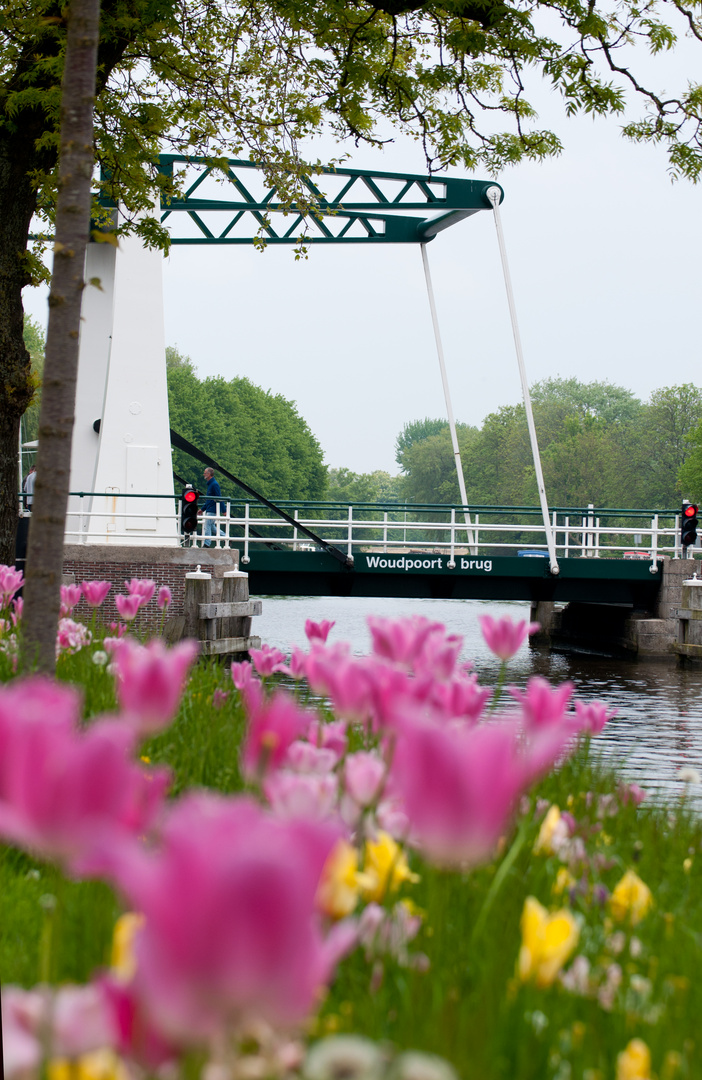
[244, 551, 663, 606]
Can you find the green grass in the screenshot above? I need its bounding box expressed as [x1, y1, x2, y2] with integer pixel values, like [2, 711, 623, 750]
[2, 647, 702, 1078]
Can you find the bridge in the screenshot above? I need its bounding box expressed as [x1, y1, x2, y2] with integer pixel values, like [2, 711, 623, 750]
[21, 154, 694, 641]
[58, 491, 685, 607]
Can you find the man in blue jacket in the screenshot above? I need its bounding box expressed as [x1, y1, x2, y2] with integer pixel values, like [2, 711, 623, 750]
[201, 467, 226, 547]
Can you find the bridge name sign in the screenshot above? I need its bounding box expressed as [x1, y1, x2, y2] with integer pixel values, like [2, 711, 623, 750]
[363, 554, 494, 573]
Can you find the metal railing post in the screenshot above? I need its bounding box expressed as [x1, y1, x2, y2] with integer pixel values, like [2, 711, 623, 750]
[242, 503, 250, 564]
[565, 516, 570, 558]
[595, 517, 600, 558]
[293, 511, 298, 552]
[587, 504, 595, 558]
[347, 506, 354, 558]
[651, 514, 659, 571]
[383, 512, 388, 554]
[448, 508, 456, 568]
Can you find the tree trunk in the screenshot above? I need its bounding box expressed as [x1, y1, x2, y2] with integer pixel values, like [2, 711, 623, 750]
[0, 143, 41, 566]
[22, 0, 101, 672]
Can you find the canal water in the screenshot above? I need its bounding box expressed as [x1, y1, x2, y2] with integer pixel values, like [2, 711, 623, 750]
[253, 594, 702, 805]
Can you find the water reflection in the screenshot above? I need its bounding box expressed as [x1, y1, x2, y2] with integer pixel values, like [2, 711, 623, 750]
[252, 595, 702, 805]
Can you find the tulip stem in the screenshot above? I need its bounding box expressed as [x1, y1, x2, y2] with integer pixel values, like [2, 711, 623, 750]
[39, 889, 59, 984]
[488, 661, 508, 713]
[471, 815, 529, 944]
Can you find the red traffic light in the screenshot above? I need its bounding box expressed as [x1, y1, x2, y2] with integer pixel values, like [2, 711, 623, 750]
[184, 488, 198, 503]
[685, 503, 698, 517]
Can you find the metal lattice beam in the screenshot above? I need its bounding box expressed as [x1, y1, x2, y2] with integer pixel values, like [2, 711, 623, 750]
[157, 156, 503, 245]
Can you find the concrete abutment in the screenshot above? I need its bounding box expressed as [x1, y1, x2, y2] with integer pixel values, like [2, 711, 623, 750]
[530, 558, 698, 661]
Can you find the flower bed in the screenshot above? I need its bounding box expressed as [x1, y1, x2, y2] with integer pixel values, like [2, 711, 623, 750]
[0, 568, 699, 1080]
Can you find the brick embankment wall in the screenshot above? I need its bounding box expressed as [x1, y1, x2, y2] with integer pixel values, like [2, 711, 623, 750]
[62, 543, 238, 634]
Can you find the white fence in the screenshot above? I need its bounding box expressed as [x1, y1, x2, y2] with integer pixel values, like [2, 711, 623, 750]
[55, 493, 697, 563]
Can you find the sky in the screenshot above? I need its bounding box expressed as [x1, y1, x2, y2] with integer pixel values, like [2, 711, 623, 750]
[22, 54, 702, 478]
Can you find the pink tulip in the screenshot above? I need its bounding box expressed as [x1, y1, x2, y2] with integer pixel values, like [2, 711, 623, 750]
[304, 618, 335, 644]
[157, 585, 172, 610]
[0, 681, 169, 873]
[60, 583, 82, 617]
[389, 716, 525, 867]
[249, 644, 290, 677]
[125, 579, 157, 604]
[509, 676, 575, 730]
[0, 677, 78, 730]
[368, 615, 443, 669]
[212, 688, 229, 708]
[230, 660, 262, 710]
[112, 793, 354, 1041]
[2, 987, 42, 1077]
[264, 771, 339, 820]
[112, 638, 199, 736]
[424, 673, 491, 724]
[304, 645, 374, 722]
[52, 983, 118, 1055]
[242, 692, 311, 779]
[115, 594, 142, 622]
[11, 596, 23, 626]
[307, 718, 348, 759]
[344, 752, 386, 807]
[56, 618, 92, 655]
[574, 700, 616, 736]
[289, 646, 309, 679]
[620, 782, 647, 806]
[376, 797, 410, 839]
[0, 564, 23, 609]
[478, 614, 539, 661]
[100, 976, 178, 1067]
[81, 580, 112, 607]
[413, 631, 463, 680]
[285, 740, 339, 774]
[521, 721, 578, 782]
[231, 659, 253, 689]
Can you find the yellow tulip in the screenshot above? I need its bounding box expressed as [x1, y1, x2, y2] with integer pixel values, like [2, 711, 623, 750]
[360, 831, 419, 903]
[110, 912, 145, 980]
[49, 1051, 129, 1080]
[610, 870, 653, 926]
[317, 839, 372, 919]
[518, 896, 580, 988]
[616, 1039, 651, 1080]
[552, 867, 576, 896]
[533, 805, 564, 855]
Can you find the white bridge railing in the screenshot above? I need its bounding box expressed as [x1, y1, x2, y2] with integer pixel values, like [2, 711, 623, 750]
[57, 493, 695, 563]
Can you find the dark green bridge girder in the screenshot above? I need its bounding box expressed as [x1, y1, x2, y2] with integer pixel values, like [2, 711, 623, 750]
[242, 551, 663, 606]
[157, 155, 503, 245]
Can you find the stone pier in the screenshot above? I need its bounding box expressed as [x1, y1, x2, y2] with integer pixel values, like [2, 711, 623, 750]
[530, 558, 698, 661]
[61, 543, 240, 639]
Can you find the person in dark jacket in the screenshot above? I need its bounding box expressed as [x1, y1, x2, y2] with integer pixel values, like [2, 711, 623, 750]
[201, 467, 226, 547]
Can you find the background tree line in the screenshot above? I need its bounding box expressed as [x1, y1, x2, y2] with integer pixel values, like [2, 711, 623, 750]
[334, 379, 702, 509]
[22, 325, 702, 509]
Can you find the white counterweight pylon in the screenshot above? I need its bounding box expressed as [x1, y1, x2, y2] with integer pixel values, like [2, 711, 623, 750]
[68, 208, 177, 545]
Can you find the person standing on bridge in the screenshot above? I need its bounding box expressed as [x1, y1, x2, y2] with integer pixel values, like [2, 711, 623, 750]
[201, 467, 226, 547]
[23, 464, 36, 511]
